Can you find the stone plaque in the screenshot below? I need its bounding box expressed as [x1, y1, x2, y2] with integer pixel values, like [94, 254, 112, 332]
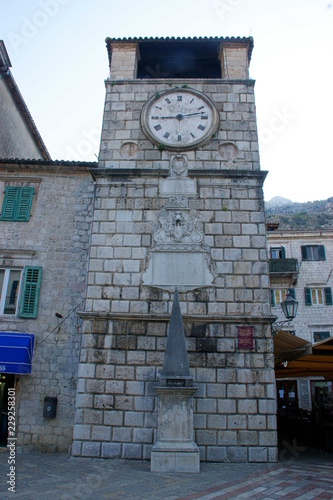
[159, 178, 196, 197]
[142, 251, 213, 292]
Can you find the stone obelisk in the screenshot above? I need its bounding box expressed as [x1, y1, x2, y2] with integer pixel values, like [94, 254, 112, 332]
[151, 289, 200, 473]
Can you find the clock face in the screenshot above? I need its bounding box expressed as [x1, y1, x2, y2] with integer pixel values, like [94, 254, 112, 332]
[141, 88, 219, 151]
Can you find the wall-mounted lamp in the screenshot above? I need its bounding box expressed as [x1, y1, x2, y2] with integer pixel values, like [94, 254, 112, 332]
[272, 291, 299, 333]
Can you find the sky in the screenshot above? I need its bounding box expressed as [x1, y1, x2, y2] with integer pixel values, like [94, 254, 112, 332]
[0, 0, 332, 203]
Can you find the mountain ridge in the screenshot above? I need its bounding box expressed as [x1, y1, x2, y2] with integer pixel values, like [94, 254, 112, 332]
[265, 197, 333, 230]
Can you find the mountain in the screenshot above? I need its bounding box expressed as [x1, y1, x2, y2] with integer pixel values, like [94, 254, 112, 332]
[265, 197, 333, 230]
[266, 196, 293, 209]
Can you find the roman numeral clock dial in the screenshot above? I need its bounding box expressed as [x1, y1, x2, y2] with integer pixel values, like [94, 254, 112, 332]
[141, 88, 219, 152]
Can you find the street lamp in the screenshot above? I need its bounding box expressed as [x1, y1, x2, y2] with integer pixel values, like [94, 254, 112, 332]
[272, 290, 299, 333]
[280, 291, 298, 320]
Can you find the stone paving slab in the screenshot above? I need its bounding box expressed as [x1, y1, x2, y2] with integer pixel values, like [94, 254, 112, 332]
[0, 448, 333, 499]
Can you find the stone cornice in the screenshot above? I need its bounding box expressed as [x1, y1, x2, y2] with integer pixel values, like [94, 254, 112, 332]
[104, 78, 256, 87]
[267, 229, 333, 240]
[78, 311, 276, 325]
[90, 168, 267, 181]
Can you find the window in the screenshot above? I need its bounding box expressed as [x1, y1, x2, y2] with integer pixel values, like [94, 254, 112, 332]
[0, 266, 42, 318]
[271, 288, 295, 306]
[313, 332, 330, 343]
[270, 246, 286, 259]
[301, 245, 326, 261]
[305, 287, 333, 306]
[0, 269, 22, 315]
[0, 186, 34, 222]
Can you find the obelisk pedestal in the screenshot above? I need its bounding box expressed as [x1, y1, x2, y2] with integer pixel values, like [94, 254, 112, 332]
[151, 289, 200, 473]
[151, 386, 200, 473]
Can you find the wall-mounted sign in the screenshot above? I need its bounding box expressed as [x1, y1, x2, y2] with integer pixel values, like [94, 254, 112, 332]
[237, 326, 254, 349]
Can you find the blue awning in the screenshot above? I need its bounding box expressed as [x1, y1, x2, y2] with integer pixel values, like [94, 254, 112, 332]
[0, 332, 35, 374]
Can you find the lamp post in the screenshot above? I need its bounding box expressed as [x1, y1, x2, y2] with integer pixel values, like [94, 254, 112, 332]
[272, 290, 299, 333]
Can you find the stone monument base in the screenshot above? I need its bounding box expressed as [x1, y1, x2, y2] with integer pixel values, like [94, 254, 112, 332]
[151, 442, 200, 473]
[151, 385, 200, 473]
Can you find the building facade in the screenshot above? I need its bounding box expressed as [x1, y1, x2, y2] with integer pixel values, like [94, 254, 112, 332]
[1, 36, 279, 462]
[0, 41, 50, 161]
[0, 159, 95, 451]
[267, 228, 333, 414]
[267, 228, 333, 344]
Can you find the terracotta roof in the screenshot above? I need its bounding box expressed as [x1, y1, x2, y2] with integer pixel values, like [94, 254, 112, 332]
[266, 222, 280, 231]
[106, 35, 253, 44]
[0, 158, 98, 168]
[106, 35, 252, 42]
[0, 40, 51, 161]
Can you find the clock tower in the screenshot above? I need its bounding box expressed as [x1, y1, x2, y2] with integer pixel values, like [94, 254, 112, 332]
[73, 37, 277, 463]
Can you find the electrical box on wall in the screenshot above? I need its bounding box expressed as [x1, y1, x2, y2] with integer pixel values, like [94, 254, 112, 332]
[43, 397, 57, 418]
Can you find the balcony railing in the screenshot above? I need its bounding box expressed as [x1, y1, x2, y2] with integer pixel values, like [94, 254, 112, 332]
[269, 258, 299, 275]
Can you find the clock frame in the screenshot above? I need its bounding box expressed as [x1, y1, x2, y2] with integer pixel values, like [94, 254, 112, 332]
[141, 88, 219, 152]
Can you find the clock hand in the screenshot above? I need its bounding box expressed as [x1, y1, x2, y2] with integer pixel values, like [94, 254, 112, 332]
[159, 115, 179, 119]
[158, 112, 206, 120]
[157, 111, 206, 121]
[181, 112, 207, 118]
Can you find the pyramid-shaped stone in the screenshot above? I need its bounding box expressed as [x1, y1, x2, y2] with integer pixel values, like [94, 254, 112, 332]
[160, 289, 192, 382]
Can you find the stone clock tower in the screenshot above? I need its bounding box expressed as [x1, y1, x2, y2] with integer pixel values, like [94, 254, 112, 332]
[73, 36, 277, 463]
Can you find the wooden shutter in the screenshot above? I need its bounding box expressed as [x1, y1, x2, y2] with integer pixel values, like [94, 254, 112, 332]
[288, 288, 296, 299]
[324, 287, 333, 306]
[0, 186, 20, 220]
[0, 186, 33, 221]
[318, 245, 326, 261]
[270, 289, 275, 306]
[281, 246, 286, 258]
[17, 187, 34, 221]
[304, 287, 312, 306]
[19, 266, 42, 318]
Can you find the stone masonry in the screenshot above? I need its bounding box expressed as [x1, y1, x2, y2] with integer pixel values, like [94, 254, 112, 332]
[72, 37, 278, 463]
[0, 161, 94, 452]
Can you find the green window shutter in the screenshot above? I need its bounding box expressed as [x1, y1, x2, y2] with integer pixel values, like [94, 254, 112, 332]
[301, 246, 307, 261]
[270, 289, 275, 306]
[19, 266, 42, 318]
[318, 245, 326, 261]
[0, 186, 20, 220]
[288, 288, 296, 299]
[305, 287, 312, 306]
[16, 187, 34, 221]
[324, 287, 333, 306]
[0, 186, 33, 221]
[281, 246, 286, 259]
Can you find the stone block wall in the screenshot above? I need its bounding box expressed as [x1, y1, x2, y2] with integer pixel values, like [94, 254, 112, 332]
[219, 43, 250, 80]
[98, 80, 260, 171]
[72, 168, 277, 462]
[109, 43, 139, 80]
[73, 316, 277, 462]
[0, 164, 94, 452]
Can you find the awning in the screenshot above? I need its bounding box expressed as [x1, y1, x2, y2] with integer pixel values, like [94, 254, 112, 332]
[274, 330, 312, 365]
[275, 337, 333, 380]
[0, 332, 35, 374]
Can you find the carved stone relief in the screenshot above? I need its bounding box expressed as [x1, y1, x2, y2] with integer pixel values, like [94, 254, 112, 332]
[159, 154, 196, 197]
[143, 207, 214, 292]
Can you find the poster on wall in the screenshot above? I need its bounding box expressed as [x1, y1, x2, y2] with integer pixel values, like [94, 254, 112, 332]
[237, 326, 254, 349]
